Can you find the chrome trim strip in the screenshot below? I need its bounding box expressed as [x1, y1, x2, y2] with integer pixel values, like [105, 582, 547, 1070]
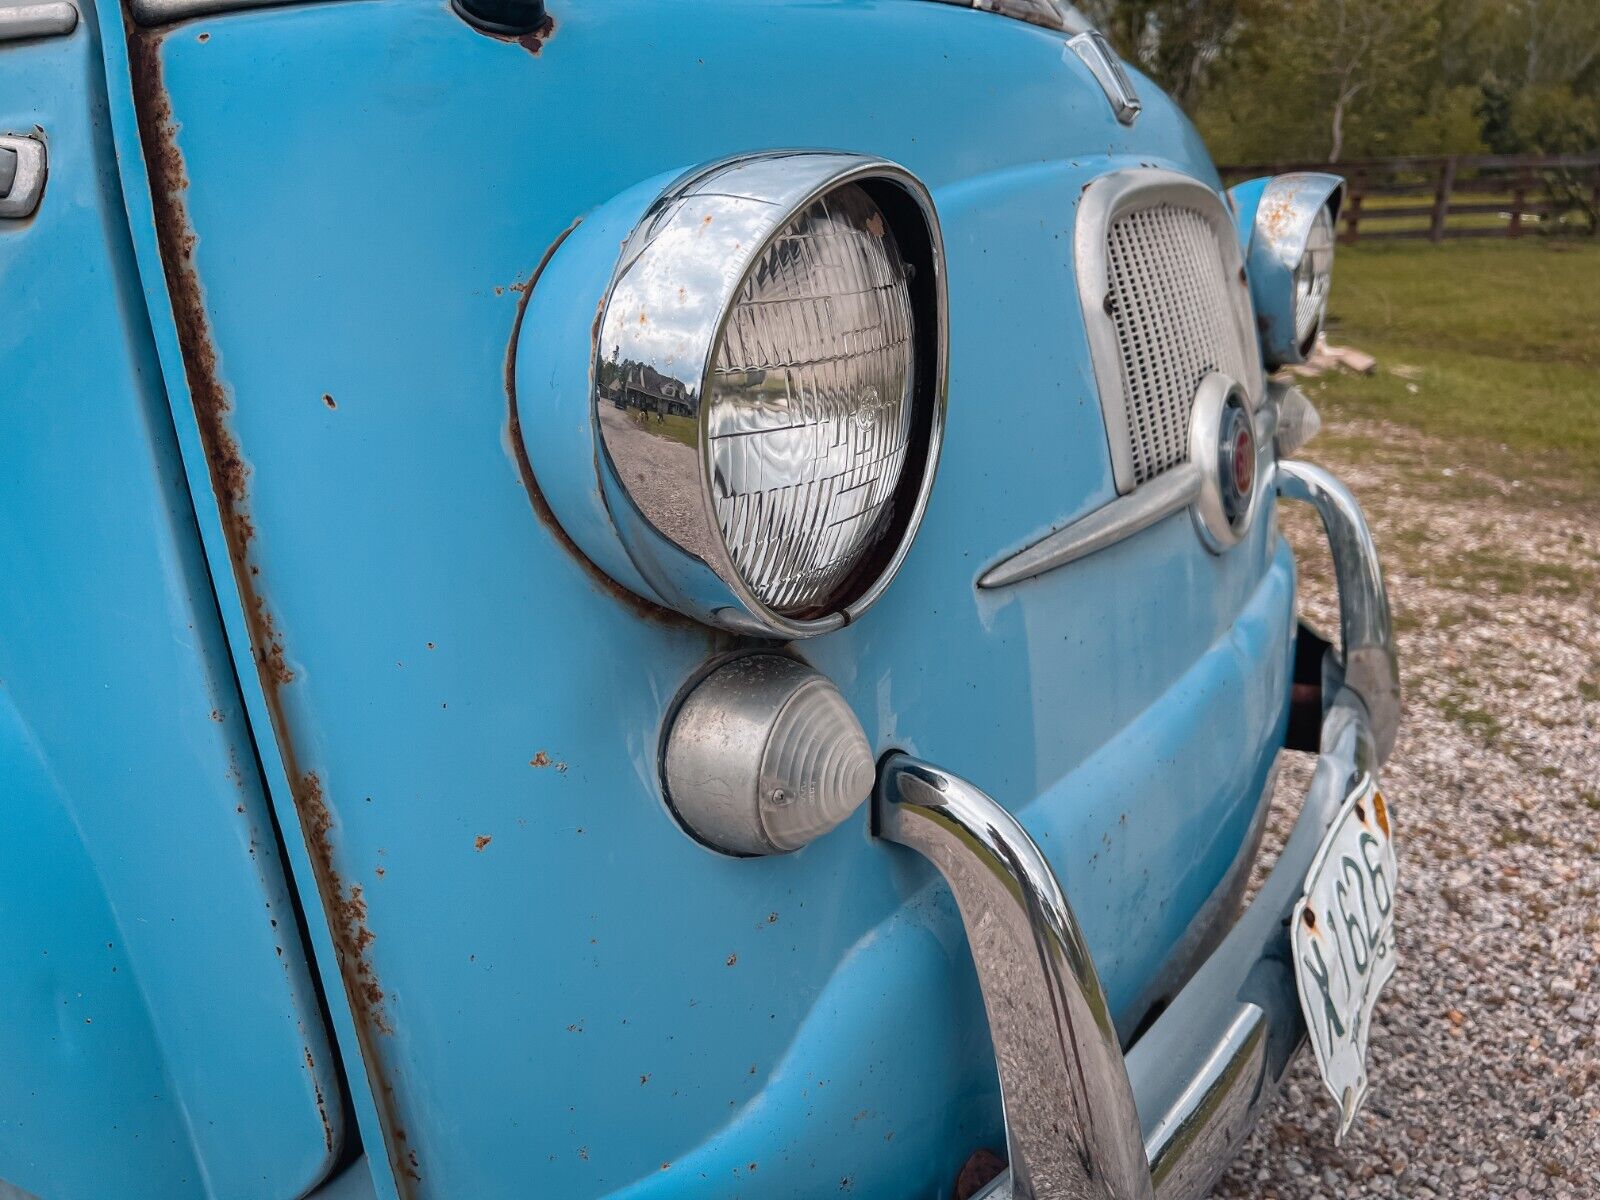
[918, 0, 1094, 35]
[128, 0, 294, 24]
[0, 1, 76, 43]
[1277, 460, 1400, 762]
[1066, 31, 1142, 125]
[876, 755, 1154, 1200]
[978, 463, 1200, 589]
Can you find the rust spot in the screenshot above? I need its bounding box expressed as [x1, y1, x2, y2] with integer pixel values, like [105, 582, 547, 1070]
[196, 30, 208, 40]
[210, 708, 223, 721]
[954, 1150, 1007, 1200]
[725, 953, 737, 967]
[304, 1046, 335, 1153]
[503, 220, 699, 628]
[517, 13, 555, 54]
[322, 393, 336, 409]
[375, 865, 386, 877]
[1374, 791, 1391, 837]
[530, 750, 551, 767]
[1303, 908, 1317, 929]
[639, 1073, 650, 1085]
[474, 834, 492, 851]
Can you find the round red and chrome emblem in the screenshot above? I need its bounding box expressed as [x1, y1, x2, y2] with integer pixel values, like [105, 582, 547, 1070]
[1189, 373, 1260, 553]
[1231, 423, 1256, 497]
[1217, 400, 1256, 529]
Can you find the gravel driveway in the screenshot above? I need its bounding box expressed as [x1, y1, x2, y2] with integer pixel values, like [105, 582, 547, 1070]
[1216, 418, 1600, 1199]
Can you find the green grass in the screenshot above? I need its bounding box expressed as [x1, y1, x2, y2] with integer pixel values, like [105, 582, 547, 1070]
[1313, 239, 1600, 497]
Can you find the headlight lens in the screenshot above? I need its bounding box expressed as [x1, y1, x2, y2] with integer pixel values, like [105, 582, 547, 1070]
[1292, 204, 1336, 350]
[593, 153, 946, 638]
[707, 185, 915, 617]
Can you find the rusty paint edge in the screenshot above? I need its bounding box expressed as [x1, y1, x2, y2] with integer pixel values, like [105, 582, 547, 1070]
[121, 18, 420, 1193]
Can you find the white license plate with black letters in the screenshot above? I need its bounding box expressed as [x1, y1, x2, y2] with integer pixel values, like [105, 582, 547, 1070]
[1291, 783, 1398, 1141]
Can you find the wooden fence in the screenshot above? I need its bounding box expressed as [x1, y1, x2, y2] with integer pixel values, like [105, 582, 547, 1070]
[1217, 152, 1600, 243]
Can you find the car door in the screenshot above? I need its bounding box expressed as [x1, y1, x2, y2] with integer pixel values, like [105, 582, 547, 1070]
[0, 2, 342, 1196]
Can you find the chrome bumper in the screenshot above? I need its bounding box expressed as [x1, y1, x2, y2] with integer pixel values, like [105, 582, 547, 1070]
[874, 459, 1399, 1200]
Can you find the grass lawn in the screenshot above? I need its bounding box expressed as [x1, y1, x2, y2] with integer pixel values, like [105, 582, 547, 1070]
[1313, 238, 1600, 501]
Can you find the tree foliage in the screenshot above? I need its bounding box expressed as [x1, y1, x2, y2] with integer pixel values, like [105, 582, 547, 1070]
[1089, 0, 1600, 162]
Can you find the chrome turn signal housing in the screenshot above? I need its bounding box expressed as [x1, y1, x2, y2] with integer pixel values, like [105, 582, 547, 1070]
[593, 152, 947, 639]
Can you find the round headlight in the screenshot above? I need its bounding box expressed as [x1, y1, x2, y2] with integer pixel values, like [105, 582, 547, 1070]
[594, 153, 946, 638]
[1238, 172, 1344, 368]
[1292, 204, 1336, 352]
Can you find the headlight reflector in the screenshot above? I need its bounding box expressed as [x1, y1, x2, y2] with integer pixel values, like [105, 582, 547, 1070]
[594, 153, 945, 638]
[1292, 204, 1336, 350]
[708, 184, 916, 617]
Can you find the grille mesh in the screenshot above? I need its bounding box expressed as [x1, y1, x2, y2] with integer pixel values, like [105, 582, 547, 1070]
[1104, 203, 1251, 485]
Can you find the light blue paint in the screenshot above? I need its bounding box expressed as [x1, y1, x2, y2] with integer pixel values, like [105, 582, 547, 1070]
[56, 1, 1300, 1196]
[0, 5, 339, 1196]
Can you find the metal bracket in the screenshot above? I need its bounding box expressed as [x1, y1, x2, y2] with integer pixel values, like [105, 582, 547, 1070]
[0, 135, 46, 220]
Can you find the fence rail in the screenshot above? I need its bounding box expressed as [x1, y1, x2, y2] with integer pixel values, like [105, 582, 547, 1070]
[1217, 152, 1600, 242]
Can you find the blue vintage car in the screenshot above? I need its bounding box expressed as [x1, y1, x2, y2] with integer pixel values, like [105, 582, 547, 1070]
[2, 0, 1401, 1196]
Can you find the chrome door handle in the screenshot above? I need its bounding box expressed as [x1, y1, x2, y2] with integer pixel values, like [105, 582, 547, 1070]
[0, 135, 46, 220]
[0, 1, 78, 43]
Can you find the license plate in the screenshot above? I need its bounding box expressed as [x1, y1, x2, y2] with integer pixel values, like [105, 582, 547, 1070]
[1291, 783, 1398, 1142]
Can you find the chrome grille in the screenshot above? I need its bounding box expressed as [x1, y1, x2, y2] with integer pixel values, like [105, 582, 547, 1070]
[1104, 203, 1253, 485]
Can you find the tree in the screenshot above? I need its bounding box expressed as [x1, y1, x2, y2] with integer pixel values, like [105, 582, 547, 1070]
[1080, 0, 1248, 108]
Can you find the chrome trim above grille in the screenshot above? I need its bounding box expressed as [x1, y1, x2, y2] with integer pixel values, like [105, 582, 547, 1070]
[977, 462, 1200, 588]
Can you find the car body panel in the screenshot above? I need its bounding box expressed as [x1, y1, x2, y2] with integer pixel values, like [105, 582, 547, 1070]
[0, 7, 341, 1197]
[87, 2, 1294, 1196]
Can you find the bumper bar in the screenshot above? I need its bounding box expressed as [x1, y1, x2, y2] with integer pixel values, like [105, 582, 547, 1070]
[874, 460, 1397, 1200]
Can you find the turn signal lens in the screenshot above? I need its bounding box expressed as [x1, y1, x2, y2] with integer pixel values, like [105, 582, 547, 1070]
[707, 185, 915, 617]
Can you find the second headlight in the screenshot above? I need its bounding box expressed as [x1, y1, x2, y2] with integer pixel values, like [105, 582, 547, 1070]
[1231, 171, 1344, 368]
[595, 153, 946, 638]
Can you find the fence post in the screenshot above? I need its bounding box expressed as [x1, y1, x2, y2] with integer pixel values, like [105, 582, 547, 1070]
[1508, 168, 1530, 239]
[1430, 156, 1456, 243]
[1344, 169, 1363, 244]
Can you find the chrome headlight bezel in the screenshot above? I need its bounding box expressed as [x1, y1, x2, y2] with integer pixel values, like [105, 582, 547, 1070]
[1234, 172, 1345, 368]
[593, 151, 948, 640]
